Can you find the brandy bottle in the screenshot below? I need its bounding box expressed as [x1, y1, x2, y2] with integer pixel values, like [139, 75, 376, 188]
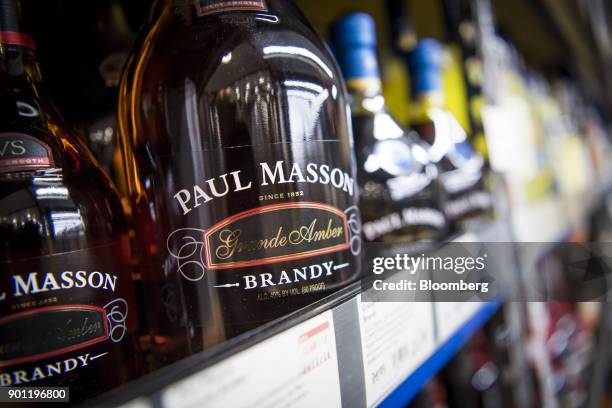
[0, 0, 140, 401]
[118, 0, 362, 365]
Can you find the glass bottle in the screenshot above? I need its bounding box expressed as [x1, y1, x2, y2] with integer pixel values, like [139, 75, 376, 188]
[407, 39, 492, 233]
[118, 0, 363, 365]
[330, 12, 448, 246]
[0, 0, 140, 401]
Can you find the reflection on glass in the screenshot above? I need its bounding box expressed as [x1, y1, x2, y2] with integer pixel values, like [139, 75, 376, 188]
[263, 45, 334, 78]
[34, 186, 69, 198]
[50, 210, 84, 235]
[331, 12, 448, 244]
[118, 0, 359, 364]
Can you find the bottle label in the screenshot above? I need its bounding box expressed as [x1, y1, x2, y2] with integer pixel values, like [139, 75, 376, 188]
[162, 142, 361, 301]
[362, 206, 446, 241]
[0, 133, 54, 173]
[439, 166, 492, 221]
[193, 0, 268, 16]
[201, 202, 350, 269]
[0, 239, 136, 386]
[0, 306, 108, 366]
[444, 188, 492, 221]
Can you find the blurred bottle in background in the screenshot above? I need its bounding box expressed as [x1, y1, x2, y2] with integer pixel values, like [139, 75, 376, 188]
[330, 13, 448, 246]
[20, 0, 135, 198]
[441, 0, 488, 159]
[384, 0, 417, 124]
[83, 0, 134, 192]
[405, 329, 508, 408]
[407, 39, 492, 234]
[440, 330, 504, 408]
[551, 81, 599, 224]
[386, 0, 418, 56]
[408, 376, 449, 408]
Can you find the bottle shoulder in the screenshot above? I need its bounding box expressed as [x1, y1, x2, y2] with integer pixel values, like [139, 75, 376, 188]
[352, 108, 434, 191]
[352, 109, 430, 160]
[127, 5, 342, 87]
[0, 121, 126, 259]
[119, 5, 349, 150]
[0, 173, 127, 259]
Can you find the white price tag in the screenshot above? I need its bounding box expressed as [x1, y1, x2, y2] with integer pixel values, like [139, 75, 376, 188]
[357, 297, 435, 407]
[434, 302, 482, 342]
[162, 311, 341, 408]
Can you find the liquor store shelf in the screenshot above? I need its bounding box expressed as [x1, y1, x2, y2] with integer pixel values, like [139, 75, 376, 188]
[379, 302, 501, 408]
[96, 300, 501, 408]
[90, 209, 589, 408]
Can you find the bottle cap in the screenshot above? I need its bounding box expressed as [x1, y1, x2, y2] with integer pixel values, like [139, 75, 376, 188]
[407, 38, 443, 94]
[0, 0, 36, 50]
[330, 12, 380, 80]
[0, 0, 19, 32]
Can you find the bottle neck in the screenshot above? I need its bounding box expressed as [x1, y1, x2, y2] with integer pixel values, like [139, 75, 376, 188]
[0, 0, 41, 85]
[1, 2, 51, 132]
[346, 77, 387, 115]
[335, 41, 383, 113]
[411, 90, 445, 121]
[0, 40, 41, 83]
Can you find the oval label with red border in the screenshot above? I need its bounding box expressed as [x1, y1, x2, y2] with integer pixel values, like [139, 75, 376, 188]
[0, 305, 108, 367]
[193, 0, 268, 16]
[0, 132, 54, 173]
[203, 202, 350, 269]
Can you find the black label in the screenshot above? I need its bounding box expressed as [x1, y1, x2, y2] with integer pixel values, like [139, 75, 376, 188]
[193, 0, 268, 16]
[0, 239, 135, 381]
[163, 143, 362, 293]
[0, 306, 107, 366]
[0, 133, 54, 173]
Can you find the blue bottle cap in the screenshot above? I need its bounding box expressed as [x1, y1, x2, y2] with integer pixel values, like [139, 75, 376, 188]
[407, 38, 443, 94]
[330, 12, 380, 80]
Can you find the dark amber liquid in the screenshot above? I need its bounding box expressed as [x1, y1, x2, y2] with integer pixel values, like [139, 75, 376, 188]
[0, 44, 140, 402]
[119, 0, 361, 366]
